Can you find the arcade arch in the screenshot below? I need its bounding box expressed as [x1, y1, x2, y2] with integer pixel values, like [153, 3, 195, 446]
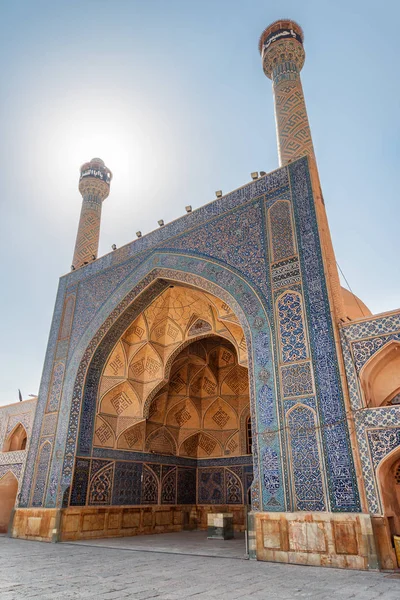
[360, 341, 400, 407]
[3, 423, 27, 452]
[94, 284, 251, 457]
[0, 471, 18, 533]
[68, 283, 255, 535]
[377, 447, 400, 538]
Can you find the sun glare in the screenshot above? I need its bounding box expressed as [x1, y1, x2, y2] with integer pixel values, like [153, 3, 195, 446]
[27, 89, 179, 209]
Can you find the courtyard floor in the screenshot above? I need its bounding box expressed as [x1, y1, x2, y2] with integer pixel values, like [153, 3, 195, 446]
[69, 530, 247, 559]
[0, 534, 399, 599]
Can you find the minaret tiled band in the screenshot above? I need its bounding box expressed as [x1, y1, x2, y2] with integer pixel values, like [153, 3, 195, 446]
[259, 20, 346, 322]
[259, 20, 314, 167]
[72, 158, 112, 269]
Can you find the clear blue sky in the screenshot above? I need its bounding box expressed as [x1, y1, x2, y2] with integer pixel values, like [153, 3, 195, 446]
[1, 0, 399, 406]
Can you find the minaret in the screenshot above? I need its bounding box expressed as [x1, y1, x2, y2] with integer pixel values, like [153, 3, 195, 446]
[72, 158, 112, 269]
[259, 20, 345, 321]
[259, 20, 313, 167]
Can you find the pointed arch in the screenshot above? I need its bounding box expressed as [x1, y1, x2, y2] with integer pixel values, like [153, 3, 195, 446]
[359, 339, 400, 408]
[145, 426, 177, 455]
[226, 467, 244, 504]
[116, 421, 144, 450]
[0, 470, 18, 533]
[102, 340, 127, 378]
[179, 430, 223, 458]
[3, 422, 28, 452]
[239, 406, 251, 455]
[141, 465, 159, 504]
[88, 463, 114, 505]
[166, 398, 201, 430]
[52, 257, 272, 515]
[376, 445, 400, 560]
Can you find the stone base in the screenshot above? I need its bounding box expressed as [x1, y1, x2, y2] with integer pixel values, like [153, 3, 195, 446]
[207, 513, 234, 540]
[255, 511, 379, 570]
[371, 516, 398, 570]
[10, 508, 59, 542]
[11, 505, 246, 543]
[61, 506, 194, 541]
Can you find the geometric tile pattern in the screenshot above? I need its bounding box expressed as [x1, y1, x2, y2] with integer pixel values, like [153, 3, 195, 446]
[66, 457, 252, 509]
[161, 467, 176, 504]
[281, 362, 313, 397]
[271, 256, 301, 289]
[19, 156, 361, 518]
[31, 441, 52, 507]
[226, 469, 243, 504]
[354, 407, 400, 514]
[273, 66, 315, 166]
[367, 428, 400, 469]
[0, 398, 36, 501]
[341, 309, 400, 514]
[352, 334, 400, 372]
[21, 164, 292, 510]
[70, 458, 90, 506]
[141, 466, 159, 504]
[88, 463, 113, 505]
[287, 405, 325, 511]
[268, 200, 295, 262]
[277, 291, 308, 362]
[290, 159, 360, 512]
[261, 447, 280, 502]
[112, 461, 142, 506]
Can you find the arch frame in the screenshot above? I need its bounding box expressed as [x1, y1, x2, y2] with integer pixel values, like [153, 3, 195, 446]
[375, 442, 400, 514]
[359, 339, 400, 409]
[25, 252, 282, 513]
[0, 470, 19, 533]
[3, 422, 28, 452]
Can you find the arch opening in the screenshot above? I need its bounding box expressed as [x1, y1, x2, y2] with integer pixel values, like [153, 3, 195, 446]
[377, 446, 400, 563]
[67, 283, 255, 540]
[360, 341, 400, 408]
[3, 423, 28, 452]
[0, 471, 18, 533]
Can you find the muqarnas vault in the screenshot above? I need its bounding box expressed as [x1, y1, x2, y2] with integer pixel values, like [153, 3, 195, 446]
[4, 19, 400, 571]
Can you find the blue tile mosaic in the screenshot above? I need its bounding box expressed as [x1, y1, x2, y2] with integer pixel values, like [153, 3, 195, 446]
[20, 156, 364, 519]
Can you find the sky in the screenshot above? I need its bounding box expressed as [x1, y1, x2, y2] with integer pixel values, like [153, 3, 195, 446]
[0, 0, 399, 406]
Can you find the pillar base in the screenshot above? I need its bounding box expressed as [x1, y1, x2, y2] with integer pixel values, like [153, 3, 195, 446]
[371, 516, 398, 570]
[10, 508, 60, 542]
[254, 511, 379, 570]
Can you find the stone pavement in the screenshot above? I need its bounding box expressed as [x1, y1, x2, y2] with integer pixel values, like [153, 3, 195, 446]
[69, 530, 247, 559]
[0, 535, 399, 600]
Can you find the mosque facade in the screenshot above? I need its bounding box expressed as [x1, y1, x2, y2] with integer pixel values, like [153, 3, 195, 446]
[2, 20, 400, 570]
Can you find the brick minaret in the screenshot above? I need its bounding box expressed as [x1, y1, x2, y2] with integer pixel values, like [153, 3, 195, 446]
[259, 20, 313, 166]
[72, 158, 112, 269]
[259, 20, 345, 321]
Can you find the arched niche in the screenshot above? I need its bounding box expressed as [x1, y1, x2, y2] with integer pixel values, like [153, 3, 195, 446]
[376, 444, 400, 564]
[3, 423, 28, 452]
[0, 471, 18, 533]
[360, 340, 400, 407]
[57, 257, 274, 514]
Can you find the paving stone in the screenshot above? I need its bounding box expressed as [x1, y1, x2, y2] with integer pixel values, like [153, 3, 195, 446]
[0, 537, 399, 599]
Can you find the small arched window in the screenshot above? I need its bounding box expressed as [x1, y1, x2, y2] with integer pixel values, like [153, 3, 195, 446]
[3, 423, 28, 452]
[246, 416, 252, 455]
